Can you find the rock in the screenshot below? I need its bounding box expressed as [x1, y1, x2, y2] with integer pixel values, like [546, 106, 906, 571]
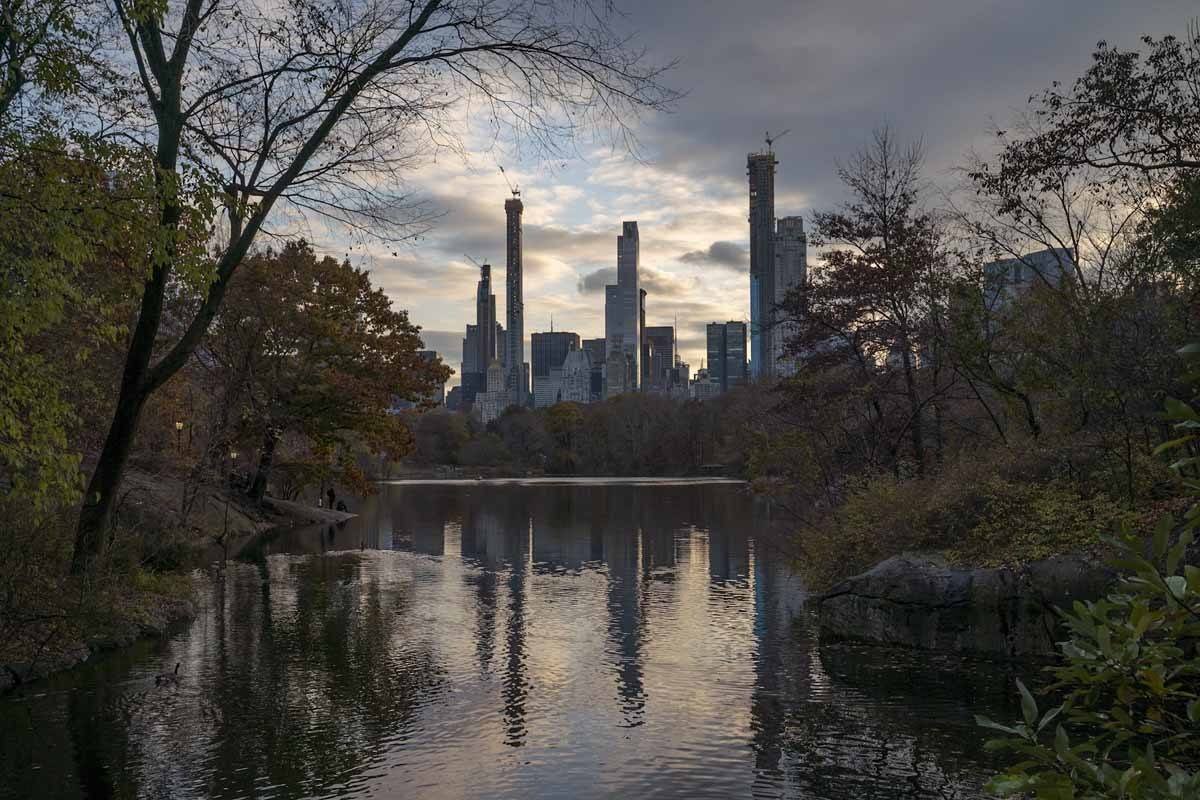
[816, 552, 1114, 658]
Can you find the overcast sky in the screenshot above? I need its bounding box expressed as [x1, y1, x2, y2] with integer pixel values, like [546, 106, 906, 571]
[325, 0, 1197, 386]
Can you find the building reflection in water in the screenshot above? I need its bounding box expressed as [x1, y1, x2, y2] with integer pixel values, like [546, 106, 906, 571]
[0, 482, 1017, 800]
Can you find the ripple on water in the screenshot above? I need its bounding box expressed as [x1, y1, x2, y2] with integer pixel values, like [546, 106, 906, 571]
[0, 482, 1020, 800]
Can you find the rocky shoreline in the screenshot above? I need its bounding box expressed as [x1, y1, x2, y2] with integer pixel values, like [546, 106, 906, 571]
[1, 487, 357, 695]
[0, 589, 198, 694]
[816, 552, 1115, 658]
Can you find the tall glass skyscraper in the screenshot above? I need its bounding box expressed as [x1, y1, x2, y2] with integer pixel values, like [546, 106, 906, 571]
[604, 221, 640, 395]
[748, 151, 777, 380]
[504, 195, 527, 405]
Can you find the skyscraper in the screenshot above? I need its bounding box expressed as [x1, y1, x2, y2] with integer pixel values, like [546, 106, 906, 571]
[706, 321, 748, 393]
[504, 195, 528, 405]
[472, 264, 497, 400]
[773, 215, 808, 376]
[748, 151, 777, 380]
[605, 221, 640, 396]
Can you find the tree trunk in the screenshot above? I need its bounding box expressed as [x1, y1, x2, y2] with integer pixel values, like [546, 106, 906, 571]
[70, 264, 169, 573]
[248, 429, 278, 502]
[71, 375, 151, 573]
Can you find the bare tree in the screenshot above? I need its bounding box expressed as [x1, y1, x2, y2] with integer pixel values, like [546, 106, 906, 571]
[70, 0, 677, 571]
[780, 127, 963, 477]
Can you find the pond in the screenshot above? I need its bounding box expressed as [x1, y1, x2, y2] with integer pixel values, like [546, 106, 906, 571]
[0, 479, 1023, 799]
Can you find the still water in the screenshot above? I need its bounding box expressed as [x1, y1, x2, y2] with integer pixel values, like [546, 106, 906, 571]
[1, 480, 1021, 799]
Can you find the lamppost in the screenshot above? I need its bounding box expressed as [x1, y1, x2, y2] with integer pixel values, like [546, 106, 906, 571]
[175, 420, 184, 453]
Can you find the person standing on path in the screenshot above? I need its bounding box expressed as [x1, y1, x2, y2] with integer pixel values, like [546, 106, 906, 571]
[327, 487, 336, 510]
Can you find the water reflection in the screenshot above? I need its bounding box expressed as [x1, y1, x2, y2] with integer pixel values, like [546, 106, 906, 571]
[0, 481, 1019, 800]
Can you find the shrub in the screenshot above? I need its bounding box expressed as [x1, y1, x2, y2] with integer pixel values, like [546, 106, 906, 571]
[981, 343, 1200, 798]
[978, 522, 1200, 798]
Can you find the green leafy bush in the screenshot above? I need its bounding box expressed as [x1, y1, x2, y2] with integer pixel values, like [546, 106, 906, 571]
[979, 523, 1200, 798]
[981, 344, 1200, 798]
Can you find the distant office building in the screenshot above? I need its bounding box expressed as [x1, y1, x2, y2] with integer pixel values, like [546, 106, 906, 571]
[671, 356, 690, 388]
[445, 385, 464, 411]
[582, 337, 606, 401]
[984, 247, 1073, 313]
[605, 349, 630, 397]
[773, 215, 808, 376]
[666, 356, 690, 400]
[691, 367, 722, 401]
[748, 151, 777, 380]
[461, 323, 481, 401]
[639, 288, 648, 387]
[707, 321, 748, 393]
[643, 325, 675, 391]
[544, 348, 592, 405]
[476, 359, 508, 427]
[504, 194, 529, 406]
[605, 221, 641, 396]
[531, 331, 580, 408]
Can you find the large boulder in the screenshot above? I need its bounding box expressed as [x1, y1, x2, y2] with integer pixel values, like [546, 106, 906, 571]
[816, 553, 1114, 658]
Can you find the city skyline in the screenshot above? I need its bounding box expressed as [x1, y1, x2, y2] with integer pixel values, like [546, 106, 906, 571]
[302, 0, 1192, 386]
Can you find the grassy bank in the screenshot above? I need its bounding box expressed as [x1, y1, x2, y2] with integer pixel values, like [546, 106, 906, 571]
[769, 442, 1182, 591]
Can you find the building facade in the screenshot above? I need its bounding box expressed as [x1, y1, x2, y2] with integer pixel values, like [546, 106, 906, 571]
[473, 263, 497, 397]
[690, 367, 722, 401]
[461, 323, 481, 401]
[581, 337, 606, 401]
[643, 325, 675, 391]
[531, 331, 580, 408]
[773, 215, 808, 376]
[984, 247, 1073, 314]
[504, 195, 528, 405]
[476, 359, 508, 427]
[605, 221, 641, 396]
[557, 349, 593, 404]
[748, 151, 777, 380]
[706, 321, 748, 393]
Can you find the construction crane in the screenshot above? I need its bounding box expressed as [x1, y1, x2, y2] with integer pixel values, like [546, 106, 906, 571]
[464, 254, 488, 269]
[764, 128, 791, 152]
[498, 165, 520, 198]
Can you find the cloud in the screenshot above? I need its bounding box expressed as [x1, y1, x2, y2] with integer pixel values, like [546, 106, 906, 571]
[577, 266, 617, 294]
[308, 0, 1196, 385]
[679, 240, 747, 271]
[576, 265, 697, 296]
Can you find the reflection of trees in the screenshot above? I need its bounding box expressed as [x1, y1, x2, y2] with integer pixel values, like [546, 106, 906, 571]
[774, 639, 1017, 799]
[124, 555, 445, 799]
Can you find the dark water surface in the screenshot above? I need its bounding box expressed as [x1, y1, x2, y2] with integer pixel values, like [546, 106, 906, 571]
[1, 480, 1022, 799]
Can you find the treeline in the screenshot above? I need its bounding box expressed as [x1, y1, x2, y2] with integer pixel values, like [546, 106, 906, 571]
[755, 34, 1200, 584]
[401, 390, 764, 477]
[0, 0, 673, 671]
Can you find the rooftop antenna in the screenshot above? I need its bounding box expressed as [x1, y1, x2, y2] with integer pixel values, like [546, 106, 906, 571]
[499, 165, 520, 198]
[764, 128, 791, 153]
[550, 314, 554, 333]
